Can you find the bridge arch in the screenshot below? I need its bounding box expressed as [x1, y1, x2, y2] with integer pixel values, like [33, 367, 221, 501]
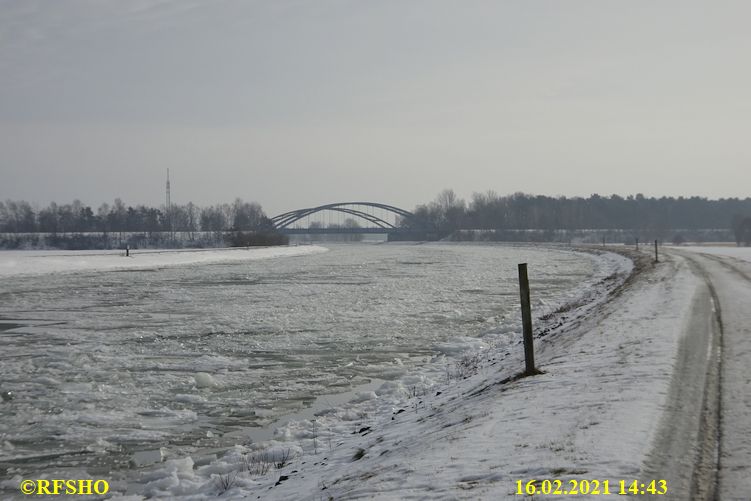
[270, 202, 418, 231]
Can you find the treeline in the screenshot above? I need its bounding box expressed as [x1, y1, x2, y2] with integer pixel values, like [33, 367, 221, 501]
[733, 215, 751, 246]
[0, 198, 289, 249]
[406, 190, 751, 238]
[0, 198, 272, 234]
[4, 191, 750, 246]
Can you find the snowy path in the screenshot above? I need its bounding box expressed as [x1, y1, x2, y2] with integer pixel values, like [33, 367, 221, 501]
[675, 249, 751, 500]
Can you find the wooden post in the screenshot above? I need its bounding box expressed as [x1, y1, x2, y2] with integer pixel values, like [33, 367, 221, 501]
[126, 245, 129, 257]
[635, 237, 639, 251]
[654, 240, 659, 262]
[518, 263, 536, 375]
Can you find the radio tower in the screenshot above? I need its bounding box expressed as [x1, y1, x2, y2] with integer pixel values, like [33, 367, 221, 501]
[165, 169, 172, 237]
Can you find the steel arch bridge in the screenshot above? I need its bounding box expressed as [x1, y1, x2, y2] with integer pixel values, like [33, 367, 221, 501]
[270, 202, 423, 234]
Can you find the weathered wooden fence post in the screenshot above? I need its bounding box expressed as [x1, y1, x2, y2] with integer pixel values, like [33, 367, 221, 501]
[635, 237, 639, 250]
[654, 239, 659, 262]
[518, 263, 536, 375]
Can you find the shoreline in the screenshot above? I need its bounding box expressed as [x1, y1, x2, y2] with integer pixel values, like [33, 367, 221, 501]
[107, 246, 636, 500]
[0, 245, 329, 278]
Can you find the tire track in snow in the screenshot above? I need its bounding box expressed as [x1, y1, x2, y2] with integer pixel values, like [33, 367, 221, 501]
[642, 252, 723, 501]
[695, 252, 751, 283]
[689, 251, 751, 501]
[671, 250, 751, 501]
[684, 255, 723, 501]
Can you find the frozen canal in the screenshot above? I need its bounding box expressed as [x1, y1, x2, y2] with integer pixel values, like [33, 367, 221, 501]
[0, 243, 606, 484]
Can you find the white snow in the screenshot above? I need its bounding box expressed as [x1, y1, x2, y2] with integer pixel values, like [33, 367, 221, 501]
[108, 248, 703, 500]
[1, 243, 609, 494]
[222, 252, 695, 500]
[0, 245, 328, 277]
[13, 245, 739, 500]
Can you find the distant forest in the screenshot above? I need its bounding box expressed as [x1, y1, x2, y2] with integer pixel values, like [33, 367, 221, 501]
[0, 198, 270, 234]
[0, 198, 287, 249]
[404, 190, 751, 245]
[2, 191, 751, 247]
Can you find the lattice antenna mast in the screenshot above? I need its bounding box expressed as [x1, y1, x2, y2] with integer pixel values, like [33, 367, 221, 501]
[166, 169, 172, 234]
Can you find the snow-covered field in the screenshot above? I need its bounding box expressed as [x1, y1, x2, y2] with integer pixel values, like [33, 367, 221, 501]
[234, 253, 695, 501]
[0, 246, 328, 277]
[9, 243, 747, 499]
[0, 243, 627, 500]
[115, 249, 721, 501]
[112, 250, 644, 500]
[102, 248, 731, 501]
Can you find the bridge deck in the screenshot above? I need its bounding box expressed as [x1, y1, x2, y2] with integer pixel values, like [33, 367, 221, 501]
[278, 227, 411, 235]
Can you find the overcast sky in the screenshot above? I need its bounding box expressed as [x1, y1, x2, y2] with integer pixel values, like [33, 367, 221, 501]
[1, 0, 750, 214]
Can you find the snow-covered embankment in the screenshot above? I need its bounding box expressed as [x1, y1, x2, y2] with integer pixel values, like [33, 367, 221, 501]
[110, 248, 720, 500]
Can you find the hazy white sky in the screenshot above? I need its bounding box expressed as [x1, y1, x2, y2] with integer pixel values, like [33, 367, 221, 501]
[1, 0, 750, 214]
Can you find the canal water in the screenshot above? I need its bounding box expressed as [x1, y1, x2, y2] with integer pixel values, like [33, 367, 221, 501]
[0, 243, 606, 485]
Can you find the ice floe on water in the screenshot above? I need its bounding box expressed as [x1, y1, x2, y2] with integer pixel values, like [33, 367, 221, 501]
[193, 373, 219, 389]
